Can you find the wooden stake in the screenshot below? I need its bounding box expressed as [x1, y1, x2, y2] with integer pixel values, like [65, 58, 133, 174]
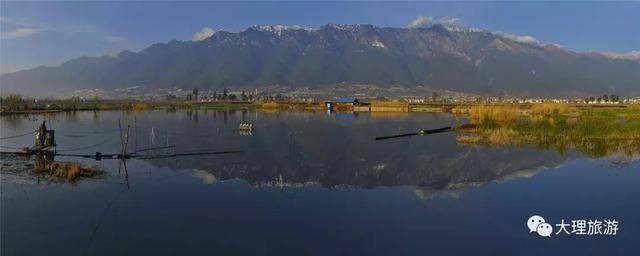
[134, 117, 138, 153]
[118, 119, 124, 151]
[122, 125, 130, 158]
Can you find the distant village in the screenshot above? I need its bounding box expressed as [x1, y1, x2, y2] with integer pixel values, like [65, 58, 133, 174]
[61, 85, 639, 105]
[3, 85, 640, 110]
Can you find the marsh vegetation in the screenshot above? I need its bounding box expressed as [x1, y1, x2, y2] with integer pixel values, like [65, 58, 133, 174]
[457, 104, 640, 157]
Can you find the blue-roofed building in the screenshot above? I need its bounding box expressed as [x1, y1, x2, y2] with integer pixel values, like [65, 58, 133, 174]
[335, 97, 358, 103]
[325, 97, 359, 110]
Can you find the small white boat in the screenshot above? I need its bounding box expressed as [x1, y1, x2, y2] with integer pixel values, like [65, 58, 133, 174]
[239, 123, 253, 131]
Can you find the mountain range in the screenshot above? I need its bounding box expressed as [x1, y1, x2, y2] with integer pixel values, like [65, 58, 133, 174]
[2, 23, 639, 97]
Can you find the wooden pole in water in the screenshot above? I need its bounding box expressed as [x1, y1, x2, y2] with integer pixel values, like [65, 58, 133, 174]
[118, 119, 124, 152]
[134, 117, 138, 153]
[122, 125, 130, 158]
[123, 125, 131, 188]
[117, 119, 123, 175]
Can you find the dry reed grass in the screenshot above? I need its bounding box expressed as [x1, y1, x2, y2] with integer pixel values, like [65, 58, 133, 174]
[262, 102, 278, 109]
[36, 161, 100, 182]
[450, 107, 469, 115]
[369, 101, 409, 107]
[133, 103, 152, 111]
[456, 134, 482, 143]
[530, 103, 575, 116]
[469, 105, 521, 122]
[487, 128, 520, 145]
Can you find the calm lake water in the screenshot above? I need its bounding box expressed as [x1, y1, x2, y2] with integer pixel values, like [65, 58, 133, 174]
[1, 110, 639, 255]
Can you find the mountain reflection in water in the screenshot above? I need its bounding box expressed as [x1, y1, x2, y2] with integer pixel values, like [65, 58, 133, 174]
[2, 110, 631, 192]
[126, 110, 582, 193]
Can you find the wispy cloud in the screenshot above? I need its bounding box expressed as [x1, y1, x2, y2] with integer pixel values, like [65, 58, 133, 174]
[2, 16, 128, 46]
[1, 28, 39, 39]
[192, 27, 214, 41]
[407, 16, 463, 28]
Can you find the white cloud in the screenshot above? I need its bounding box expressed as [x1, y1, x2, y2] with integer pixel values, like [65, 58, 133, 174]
[192, 27, 215, 41]
[440, 17, 462, 26]
[495, 32, 540, 45]
[408, 16, 434, 28]
[600, 50, 640, 61]
[1, 28, 39, 39]
[408, 16, 464, 29]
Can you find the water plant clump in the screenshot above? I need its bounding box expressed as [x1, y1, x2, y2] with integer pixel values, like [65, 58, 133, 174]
[35, 161, 101, 182]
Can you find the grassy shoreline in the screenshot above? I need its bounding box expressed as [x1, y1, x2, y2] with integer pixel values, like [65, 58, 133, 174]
[455, 104, 640, 157]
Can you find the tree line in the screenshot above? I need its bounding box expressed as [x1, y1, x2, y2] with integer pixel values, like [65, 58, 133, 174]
[585, 94, 620, 103]
[182, 88, 253, 102]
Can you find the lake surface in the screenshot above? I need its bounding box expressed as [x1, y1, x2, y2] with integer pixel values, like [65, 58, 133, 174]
[1, 110, 639, 255]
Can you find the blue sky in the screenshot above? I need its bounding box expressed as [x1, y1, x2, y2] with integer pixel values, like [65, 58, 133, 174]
[1, 1, 639, 73]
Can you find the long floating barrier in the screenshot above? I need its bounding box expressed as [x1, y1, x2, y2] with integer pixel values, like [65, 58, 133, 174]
[375, 124, 477, 141]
